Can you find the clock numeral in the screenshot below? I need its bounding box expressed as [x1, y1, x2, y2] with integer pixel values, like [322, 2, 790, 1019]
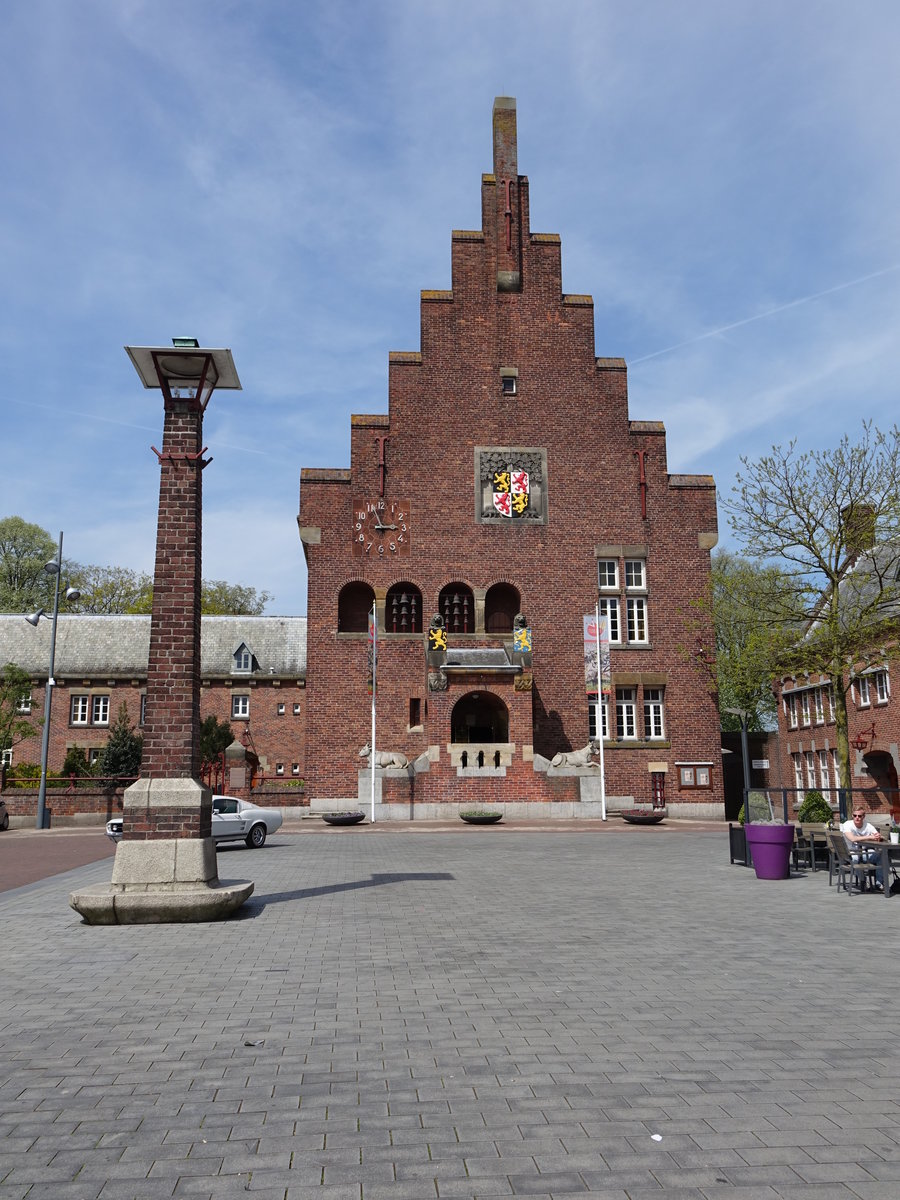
[389, 542, 396, 552]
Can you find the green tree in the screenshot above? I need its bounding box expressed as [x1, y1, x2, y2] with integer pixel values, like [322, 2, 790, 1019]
[199, 714, 235, 773]
[721, 423, 900, 789]
[61, 745, 97, 782]
[96, 702, 143, 780]
[0, 662, 37, 757]
[0, 517, 58, 613]
[68, 565, 153, 614]
[200, 580, 272, 615]
[123, 578, 270, 615]
[707, 551, 797, 732]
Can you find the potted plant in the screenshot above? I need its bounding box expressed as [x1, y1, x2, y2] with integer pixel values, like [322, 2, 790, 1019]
[322, 811, 366, 825]
[889, 820, 900, 846]
[620, 808, 666, 825]
[744, 819, 795, 879]
[459, 809, 503, 824]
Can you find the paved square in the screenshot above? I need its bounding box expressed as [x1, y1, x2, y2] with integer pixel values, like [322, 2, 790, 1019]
[3, 826, 900, 1199]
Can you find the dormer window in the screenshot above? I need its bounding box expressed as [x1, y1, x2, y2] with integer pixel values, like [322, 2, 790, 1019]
[233, 644, 253, 674]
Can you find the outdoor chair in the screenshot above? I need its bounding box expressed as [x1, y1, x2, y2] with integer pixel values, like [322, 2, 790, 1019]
[826, 831, 878, 896]
[792, 825, 814, 870]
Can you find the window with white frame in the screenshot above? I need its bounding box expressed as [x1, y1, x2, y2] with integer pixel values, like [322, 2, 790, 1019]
[874, 670, 889, 704]
[785, 693, 798, 729]
[277, 703, 285, 716]
[293, 703, 301, 715]
[624, 559, 646, 591]
[15, 692, 31, 715]
[588, 697, 609, 740]
[615, 687, 637, 739]
[800, 692, 811, 726]
[597, 559, 618, 590]
[233, 645, 252, 673]
[826, 686, 835, 721]
[92, 695, 109, 726]
[71, 695, 90, 725]
[818, 749, 830, 791]
[232, 695, 250, 719]
[792, 753, 803, 791]
[643, 687, 665, 739]
[598, 597, 620, 643]
[830, 748, 841, 789]
[626, 597, 648, 644]
[804, 750, 816, 788]
[140, 694, 147, 725]
[275, 762, 284, 776]
[1, 748, 11, 767]
[291, 763, 300, 776]
[813, 689, 824, 724]
[857, 675, 870, 706]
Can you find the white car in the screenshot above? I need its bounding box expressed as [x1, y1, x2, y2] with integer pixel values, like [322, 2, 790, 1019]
[105, 796, 283, 849]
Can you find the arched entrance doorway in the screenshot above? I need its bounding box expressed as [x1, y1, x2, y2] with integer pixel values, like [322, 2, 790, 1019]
[451, 691, 509, 744]
[862, 749, 900, 813]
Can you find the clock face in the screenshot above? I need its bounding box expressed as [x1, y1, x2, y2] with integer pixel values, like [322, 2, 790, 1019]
[351, 498, 411, 557]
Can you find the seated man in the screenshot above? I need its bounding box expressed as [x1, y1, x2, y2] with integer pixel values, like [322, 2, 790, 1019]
[841, 806, 884, 890]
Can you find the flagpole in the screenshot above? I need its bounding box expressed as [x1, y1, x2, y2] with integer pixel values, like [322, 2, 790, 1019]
[370, 601, 377, 823]
[595, 602, 608, 821]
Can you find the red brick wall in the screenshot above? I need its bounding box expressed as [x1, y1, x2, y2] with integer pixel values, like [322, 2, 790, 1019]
[299, 101, 722, 812]
[142, 402, 205, 783]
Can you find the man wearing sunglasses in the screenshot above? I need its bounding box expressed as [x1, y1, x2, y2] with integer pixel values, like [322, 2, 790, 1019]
[841, 806, 884, 890]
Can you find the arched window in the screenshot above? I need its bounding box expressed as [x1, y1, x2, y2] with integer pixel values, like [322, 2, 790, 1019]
[338, 582, 375, 633]
[438, 583, 475, 633]
[386, 583, 422, 633]
[484, 582, 520, 633]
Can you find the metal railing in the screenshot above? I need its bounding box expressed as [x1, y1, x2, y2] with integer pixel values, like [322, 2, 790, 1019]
[742, 787, 900, 824]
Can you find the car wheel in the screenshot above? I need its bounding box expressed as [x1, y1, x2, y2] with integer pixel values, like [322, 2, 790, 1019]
[245, 823, 267, 848]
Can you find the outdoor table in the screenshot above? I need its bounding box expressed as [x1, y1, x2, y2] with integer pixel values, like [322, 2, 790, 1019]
[874, 840, 900, 900]
[848, 839, 900, 900]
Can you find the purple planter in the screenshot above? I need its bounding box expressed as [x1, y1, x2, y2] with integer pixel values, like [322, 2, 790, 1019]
[744, 823, 795, 880]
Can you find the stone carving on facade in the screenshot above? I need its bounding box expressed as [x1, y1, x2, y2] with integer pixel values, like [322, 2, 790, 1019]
[550, 740, 601, 768]
[428, 671, 448, 691]
[359, 743, 409, 769]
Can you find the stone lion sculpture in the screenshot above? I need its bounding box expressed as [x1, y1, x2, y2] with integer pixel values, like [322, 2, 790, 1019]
[550, 741, 601, 768]
[359, 743, 409, 769]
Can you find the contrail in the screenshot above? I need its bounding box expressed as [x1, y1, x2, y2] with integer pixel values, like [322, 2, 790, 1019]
[630, 263, 900, 365]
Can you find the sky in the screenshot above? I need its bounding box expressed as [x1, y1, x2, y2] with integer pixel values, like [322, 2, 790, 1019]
[3, 1, 899, 615]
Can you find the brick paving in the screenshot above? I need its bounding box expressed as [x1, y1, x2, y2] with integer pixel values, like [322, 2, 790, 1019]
[2, 825, 900, 1199]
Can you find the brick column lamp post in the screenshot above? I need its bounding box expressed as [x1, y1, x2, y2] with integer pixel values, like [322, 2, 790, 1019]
[70, 339, 254, 924]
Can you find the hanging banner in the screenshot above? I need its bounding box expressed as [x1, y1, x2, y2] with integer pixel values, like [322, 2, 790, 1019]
[367, 607, 377, 696]
[583, 614, 611, 696]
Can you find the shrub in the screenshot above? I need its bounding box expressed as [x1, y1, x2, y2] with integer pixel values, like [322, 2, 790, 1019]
[798, 789, 832, 823]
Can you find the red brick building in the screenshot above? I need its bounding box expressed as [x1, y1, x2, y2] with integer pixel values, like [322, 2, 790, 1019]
[0, 614, 307, 823]
[774, 655, 900, 817]
[298, 98, 722, 819]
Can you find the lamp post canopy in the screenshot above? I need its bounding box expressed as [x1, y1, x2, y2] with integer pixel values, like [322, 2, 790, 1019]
[125, 340, 241, 411]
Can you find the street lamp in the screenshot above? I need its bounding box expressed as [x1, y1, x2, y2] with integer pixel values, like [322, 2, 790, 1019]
[724, 706, 752, 822]
[24, 532, 80, 829]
